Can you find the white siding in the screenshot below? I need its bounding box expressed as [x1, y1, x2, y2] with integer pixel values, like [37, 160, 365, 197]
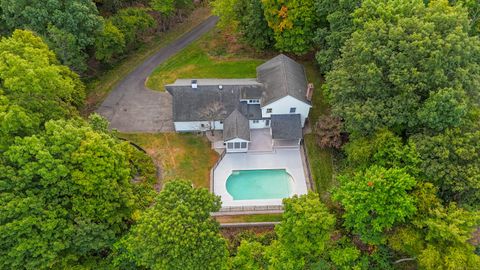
[261, 95, 311, 126]
[225, 138, 249, 153]
[174, 121, 224, 132]
[249, 120, 266, 129]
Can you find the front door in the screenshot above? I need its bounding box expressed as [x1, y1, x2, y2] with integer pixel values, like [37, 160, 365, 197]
[265, 119, 270, 127]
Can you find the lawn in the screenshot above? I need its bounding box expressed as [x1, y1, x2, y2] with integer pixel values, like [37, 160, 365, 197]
[146, 28, 265, 91]
[215, 213, 283, 224]
[120, 133, 218, 189]
[302, 62, 336, 201]
[82, 7, 212, 115]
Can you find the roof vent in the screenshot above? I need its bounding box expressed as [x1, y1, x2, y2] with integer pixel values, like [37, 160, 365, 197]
[219, 85, 223, 90]
[191, 79, 198, 89]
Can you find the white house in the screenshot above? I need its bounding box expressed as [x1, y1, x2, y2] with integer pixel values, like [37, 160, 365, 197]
[166, 54, 313, 153]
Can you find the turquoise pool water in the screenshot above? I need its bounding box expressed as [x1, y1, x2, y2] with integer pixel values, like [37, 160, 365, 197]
[226, 169, 293, 200]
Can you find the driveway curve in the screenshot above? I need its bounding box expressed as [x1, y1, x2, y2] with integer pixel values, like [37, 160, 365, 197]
[97, 16, 219, 132]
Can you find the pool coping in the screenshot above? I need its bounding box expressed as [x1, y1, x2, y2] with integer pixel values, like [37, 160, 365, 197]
[213, 149, 309, 208]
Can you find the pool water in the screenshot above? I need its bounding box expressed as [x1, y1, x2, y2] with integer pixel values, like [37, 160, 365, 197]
[226, 169, 293, 200]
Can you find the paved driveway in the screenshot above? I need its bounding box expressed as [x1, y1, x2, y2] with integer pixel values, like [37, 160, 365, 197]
[97, 16, 219, 132]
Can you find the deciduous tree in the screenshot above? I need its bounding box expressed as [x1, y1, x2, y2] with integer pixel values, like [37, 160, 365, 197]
[0, 119, 146, 269]
[95, 20, 126, 63]
[266, 193, 336, 269]
[334, 165, 417, 244]
[411, 128, 480, 208]
[0, 0, 103, 71]
[262, 0, 320, 54]
[113, 181, 228, 270]
[325, 0, 480, 136]
[0, 30, 85, 123]
[314, 115, 344, 149]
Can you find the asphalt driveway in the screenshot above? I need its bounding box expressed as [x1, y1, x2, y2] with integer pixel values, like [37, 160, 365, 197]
[97, 16, 219, 132]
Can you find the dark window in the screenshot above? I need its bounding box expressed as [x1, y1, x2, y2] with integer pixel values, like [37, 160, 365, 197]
[266, 108, 272, 113]
[241, 142, 247, 148]
[234, 142, 241, 148]
[253, 120, 259, 124]
[220, 121, 223, 124]
[227, 143, 233, 149]
[290, 107, 296, 113]
[201, 124, 205, 128]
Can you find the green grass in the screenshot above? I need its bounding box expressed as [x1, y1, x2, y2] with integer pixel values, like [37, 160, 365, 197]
[83, 7, 212, 115]
[302, 61, 336, 200]
[146, 30, 264, 91]
[215, 213, 283, 223]
[304, 134, 335, 201]
[120, 133, 218, 189]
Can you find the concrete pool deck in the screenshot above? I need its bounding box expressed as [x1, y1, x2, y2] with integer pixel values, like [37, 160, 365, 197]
[213, 148, 308, 208]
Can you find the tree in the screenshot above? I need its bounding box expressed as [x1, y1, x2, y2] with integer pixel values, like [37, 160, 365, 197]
[344, 129, 419, 175]
[212, 0, 241, 29]
[0, 30, 85, 124]
[199, 101, 226, 135]
[388, 184, 480, 269]
[314, 0, 361, 74]
[325, 0, 480, 136]
[110, 7, 156, 48]
[411, 128, 480, 208]
[235, 0, 274, 50]
[0, 93, 39, 151]
[314, 115, 343, 149]
[0, 0, 103, 71]
[266, 193, 336, 269]
[262, 0, 320, 54]
[46, 25, 88, 72]
[334, 165, 417, 244]
[230, 240, 269, 270]
[95, 20, 126, 63]
[113, 181, 228, 270]
[0, 119, 148, 269]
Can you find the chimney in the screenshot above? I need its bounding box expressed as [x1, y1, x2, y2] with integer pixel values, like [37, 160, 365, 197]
[191, 79, 198, 89]
[306, 83, 314, 101]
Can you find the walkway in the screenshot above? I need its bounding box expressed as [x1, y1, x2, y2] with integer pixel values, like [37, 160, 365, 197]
[97, 16, 219, 132]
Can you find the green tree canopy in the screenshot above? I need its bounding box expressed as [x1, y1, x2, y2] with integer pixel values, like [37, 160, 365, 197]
[0, 30, 85, 124]
[344, 129, 419, 175]
[95, 20, 126, 63]
[326, 0, 480, 136]
[389, 184, 480, 269]
[0, 0, 103, 71]
[0, 119, 148, 269]
[314, 0, 361, 74]
[113, 181, 228, 270]
[266, 193, 336, 269]
[411, 128, 480, 208]
[109, 7, 156, 48]
[262, 0, 320, 54]
[235, 0, 274, 50]
[334, 165, 417, 244]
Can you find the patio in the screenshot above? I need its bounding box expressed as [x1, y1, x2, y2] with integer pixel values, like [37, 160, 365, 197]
[213, 148, 309, 208]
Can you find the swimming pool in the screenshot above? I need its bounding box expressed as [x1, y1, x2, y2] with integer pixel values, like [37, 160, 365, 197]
[225, 169, 293, 200]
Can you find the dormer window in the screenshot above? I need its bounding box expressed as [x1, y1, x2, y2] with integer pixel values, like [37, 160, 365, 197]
[266, 108, 272, 113]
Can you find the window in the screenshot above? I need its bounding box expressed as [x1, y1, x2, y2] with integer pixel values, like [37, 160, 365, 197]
[227, 143, 233, 149]
[200, 124, 205, 128]
[241, 142, 247, 148]
[266, 108, 272, 113]
[234, 142, 241, 149]
[253, 120, 259, 124]
[220, 121, 223, 124]
[290, 107, 296, 113]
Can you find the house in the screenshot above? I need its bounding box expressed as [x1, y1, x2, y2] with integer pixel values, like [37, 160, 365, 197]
[166, 54, 313, 153]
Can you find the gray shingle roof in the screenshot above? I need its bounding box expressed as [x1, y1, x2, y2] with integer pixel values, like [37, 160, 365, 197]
[166, 83, 264, 122]
[257, 54, 309, 106]
[271, 114, 302, 140]
[223, 109, 250, 141]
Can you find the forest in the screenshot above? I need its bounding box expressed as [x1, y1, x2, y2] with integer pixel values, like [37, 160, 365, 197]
[0, 0, 479, 269]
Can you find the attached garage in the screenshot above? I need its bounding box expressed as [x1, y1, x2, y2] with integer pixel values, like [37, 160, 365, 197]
[271, 114, 302, 148]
